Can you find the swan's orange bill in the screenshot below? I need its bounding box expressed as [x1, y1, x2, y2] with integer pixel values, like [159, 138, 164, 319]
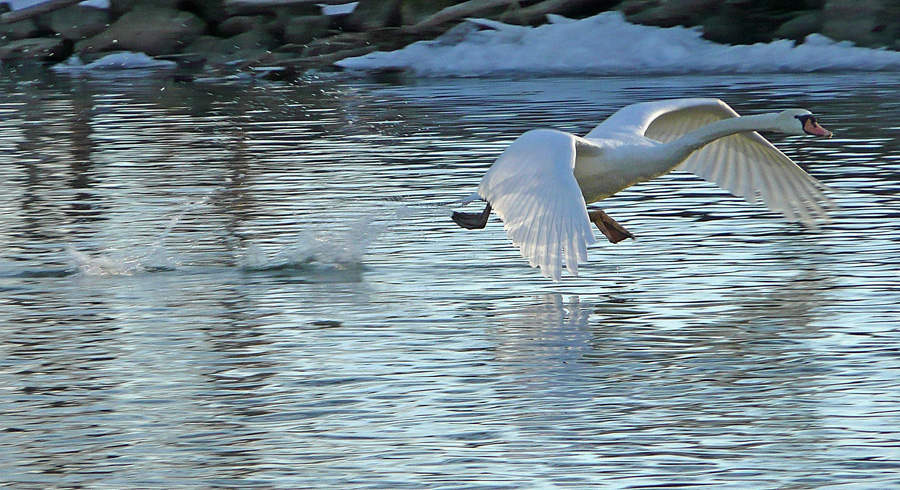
[804, 118, 833, 137]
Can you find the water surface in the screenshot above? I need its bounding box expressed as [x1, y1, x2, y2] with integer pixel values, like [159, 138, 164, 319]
[1, 70, 899, 489]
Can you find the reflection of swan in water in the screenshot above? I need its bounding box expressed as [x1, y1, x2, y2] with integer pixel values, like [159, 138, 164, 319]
[453, 98, 834, 280]
[492, 294, 595, 369]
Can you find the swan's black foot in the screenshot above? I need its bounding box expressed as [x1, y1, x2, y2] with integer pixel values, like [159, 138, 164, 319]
[452, 203, 492, 230]
[588, 208, 634, 244]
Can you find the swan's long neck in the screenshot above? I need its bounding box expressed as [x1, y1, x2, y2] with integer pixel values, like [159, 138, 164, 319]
[663, 113, 780, 164]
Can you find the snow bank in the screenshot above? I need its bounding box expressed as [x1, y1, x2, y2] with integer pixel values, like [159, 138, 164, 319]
[337, 11, 900, 76]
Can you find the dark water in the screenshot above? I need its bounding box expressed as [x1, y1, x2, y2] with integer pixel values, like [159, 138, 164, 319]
[1, 69, 899, 489]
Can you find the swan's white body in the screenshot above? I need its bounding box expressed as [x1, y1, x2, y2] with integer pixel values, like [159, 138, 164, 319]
[465, 98, 834, 281]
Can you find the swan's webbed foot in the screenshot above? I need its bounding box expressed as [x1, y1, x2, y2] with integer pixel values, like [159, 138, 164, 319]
[588, 208, 634, 244]
[452, 203, 492, 230]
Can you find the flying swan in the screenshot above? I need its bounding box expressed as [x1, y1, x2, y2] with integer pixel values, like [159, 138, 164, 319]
[452, 98, 834, 281]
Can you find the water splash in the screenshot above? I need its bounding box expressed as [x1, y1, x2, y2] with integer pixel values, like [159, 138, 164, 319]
[239, 215, 386, 274]
[65, 245, 154, 276]
[66, 196, 209, 277]
[66, 199, 413, 278]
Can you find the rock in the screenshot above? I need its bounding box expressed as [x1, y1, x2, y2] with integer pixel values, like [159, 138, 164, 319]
[0, 18, 42, 42]
[192, 29, 279, 66]
[346, 0, 402, 31]
[109, 0, 180, 17]
[821, 0, 900, 47]
[283, 15, 333, 45]
[184, 35, 222, 54]
[222, 29, 279, 51]
[617, 0, 661, 17]
[701, 4, 786, 44]
[75, 5, 207, 56]
[701, 13, 753, 43]
[182, 0, 227, 27]
[225, 2, 319, 18]
[112, 0, 224, 25]
[624, 0, 721, 28]
[0, 37, 67, 61]
[302, 32, 370, 57]
[44, 5, 110, 42]
[774, 11, 823, 41]
[217, 15, 271, 37]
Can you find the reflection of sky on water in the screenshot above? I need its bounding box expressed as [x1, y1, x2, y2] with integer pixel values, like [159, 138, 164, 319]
[0, 72, 898, 488]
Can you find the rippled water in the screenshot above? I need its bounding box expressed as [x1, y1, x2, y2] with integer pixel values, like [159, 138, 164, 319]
[1, 69, 899, 489]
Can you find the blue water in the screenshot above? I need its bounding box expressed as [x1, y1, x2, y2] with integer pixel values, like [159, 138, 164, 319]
[1, 70, 899, 489]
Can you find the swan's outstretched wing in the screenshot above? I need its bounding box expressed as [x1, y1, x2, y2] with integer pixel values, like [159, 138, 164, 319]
[478, 129, 600, 281]
[587, 98, 833, 224]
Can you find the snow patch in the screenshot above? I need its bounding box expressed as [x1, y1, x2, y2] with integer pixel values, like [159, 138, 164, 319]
[337, 11, 900, 77]
[52, 52, 177, 74]
[320, 2, 357, 16]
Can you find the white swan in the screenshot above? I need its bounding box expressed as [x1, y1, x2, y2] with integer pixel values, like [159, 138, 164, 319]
[452, 98, 834, 281]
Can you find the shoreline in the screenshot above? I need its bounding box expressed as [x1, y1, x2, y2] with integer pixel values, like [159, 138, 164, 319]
[1, 0, 898, 79]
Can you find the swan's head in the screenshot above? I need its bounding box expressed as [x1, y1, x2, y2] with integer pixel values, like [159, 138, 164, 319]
[776, 109, 832, 137]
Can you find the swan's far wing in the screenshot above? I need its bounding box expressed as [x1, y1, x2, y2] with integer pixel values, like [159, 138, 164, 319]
[588, 98, 833, 224]
[478, 129, 598, 281]
[674, 130, 833, 224]
[585, 98, 731, 140]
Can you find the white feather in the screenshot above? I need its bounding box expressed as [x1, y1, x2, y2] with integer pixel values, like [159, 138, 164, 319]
[478, 129, 599, 281]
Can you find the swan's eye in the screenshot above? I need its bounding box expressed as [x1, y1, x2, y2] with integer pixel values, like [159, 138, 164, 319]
[795, 114, 816, 125]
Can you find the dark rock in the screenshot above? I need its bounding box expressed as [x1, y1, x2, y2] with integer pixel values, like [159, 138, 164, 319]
[624, 0, 721, 28]
[0, 18, 42, 42]
[303, 32, 370, 57]
[222, 29, 279, 51]
[186, 34, 224, 54]
[618, 0, 661, 17]
[822, 0, 900, 47]
[283, 15, 333, 45]
[701, 13, 752, 43]
[346, 0, 402, 31]
[75, 5, 206, 56]
[217, 15, 271, 37]
[701, 4, 785, 44]
[112, 0, 224, 25]
[180, 0, 227, 27]
[109, 0, 180, 17]
[190, 29, 279, 66]
[44, 5, 110, 42]
[225, 2, 319, 18]
[775, 11, 823, 41]
[0, 37, 67, 61]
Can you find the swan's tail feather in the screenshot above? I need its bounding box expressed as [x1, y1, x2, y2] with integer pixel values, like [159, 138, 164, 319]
[454, 192, 482, 206]
[588, 209, 634, 244]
